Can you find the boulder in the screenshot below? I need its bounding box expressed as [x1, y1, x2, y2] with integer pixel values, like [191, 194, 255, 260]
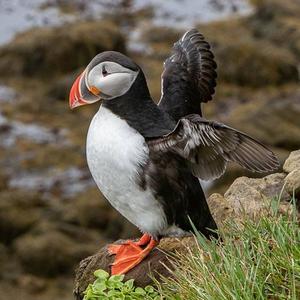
[14, 229, 97, 277]
[284, 169, 300, 199]
[207, 193, 235, 227]
[223, 173, 291, 218]
[73, 237, 196, 300]
[283, 150, 300, 173]
[208, 150, 300, 221]
[208, 174, 295, 224]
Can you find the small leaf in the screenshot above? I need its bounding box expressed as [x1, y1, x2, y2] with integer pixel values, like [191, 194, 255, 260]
[108, 290, 125, 299]
[145, 285, 154, 293]
[125, 279, 135, 289]
[92, 281, 107, 292]
[94, 269, 109, 279]
[134, 287, 146, 295]
[109, 274, 125, 282]
[107, 279, 123, 289]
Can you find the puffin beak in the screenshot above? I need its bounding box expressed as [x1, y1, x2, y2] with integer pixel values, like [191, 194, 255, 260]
[69, 71, 101, 109]
[69, 72, 86, 109]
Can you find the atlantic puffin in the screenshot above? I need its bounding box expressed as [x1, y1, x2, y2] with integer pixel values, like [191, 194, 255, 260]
[69, 29, 279, 275]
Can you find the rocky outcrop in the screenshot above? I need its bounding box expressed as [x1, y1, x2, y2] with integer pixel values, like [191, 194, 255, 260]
[283, 150, 300, 173]
[0, 20, 125, 78]
[208, 150, 300, 227]
[74, 150, 300, 299]
[283, 150, 300, 199]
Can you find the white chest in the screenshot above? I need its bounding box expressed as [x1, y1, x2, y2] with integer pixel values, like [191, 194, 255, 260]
[86, 106, 166, 235]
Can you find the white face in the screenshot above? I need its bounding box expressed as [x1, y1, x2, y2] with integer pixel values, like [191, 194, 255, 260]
[86, 61, 138, 100]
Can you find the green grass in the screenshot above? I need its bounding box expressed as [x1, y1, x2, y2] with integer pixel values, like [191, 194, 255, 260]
[156, 198, 300, 300]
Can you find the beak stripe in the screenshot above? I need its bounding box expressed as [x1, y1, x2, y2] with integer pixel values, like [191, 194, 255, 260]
[69, 72, 88, 109]
[69, 70, 101, 109]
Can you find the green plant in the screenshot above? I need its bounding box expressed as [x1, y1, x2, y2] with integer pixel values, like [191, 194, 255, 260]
[83, 269, 160, 300]
[156, 198, 300, 300]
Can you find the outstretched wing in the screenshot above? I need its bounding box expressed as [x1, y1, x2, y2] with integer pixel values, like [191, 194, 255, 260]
[147, 115, 279, 181]
[158, 29, 217, 121]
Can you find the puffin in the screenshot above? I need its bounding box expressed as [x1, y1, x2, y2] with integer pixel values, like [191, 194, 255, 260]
[69, 29, 279, 275]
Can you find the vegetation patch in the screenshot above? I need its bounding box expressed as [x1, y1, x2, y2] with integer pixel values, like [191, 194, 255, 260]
[83, 269, 159, 300]
[156, 199, 300, 299]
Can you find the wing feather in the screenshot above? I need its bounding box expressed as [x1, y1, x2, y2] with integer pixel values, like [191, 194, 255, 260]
[147, 115, 279, 180]
[158, 29, 217, 121]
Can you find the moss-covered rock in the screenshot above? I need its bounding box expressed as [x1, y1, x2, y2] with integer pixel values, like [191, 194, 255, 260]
[0, 191, 43, 244]
[14, 229, 96, 277]
[0, 20, 125, 78]
[247, 1, 300, 64]
[217, 40, 297, 87]
[199, 19, 298, 87]
[224, 91, 300, 150]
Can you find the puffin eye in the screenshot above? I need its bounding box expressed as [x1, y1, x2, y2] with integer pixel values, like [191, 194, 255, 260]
[102, 66, 109, 77]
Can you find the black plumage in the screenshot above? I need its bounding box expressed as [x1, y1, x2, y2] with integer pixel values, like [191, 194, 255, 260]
[159, 29, 217, 120]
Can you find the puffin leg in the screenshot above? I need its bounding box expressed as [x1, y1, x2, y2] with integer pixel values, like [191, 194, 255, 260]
[108, 235, 159, 275]
[107, 233, 151, 254]
[132, 233, 152, 246]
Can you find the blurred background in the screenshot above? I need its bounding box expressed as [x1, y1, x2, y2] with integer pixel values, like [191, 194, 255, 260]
[0, 0, 299, 299]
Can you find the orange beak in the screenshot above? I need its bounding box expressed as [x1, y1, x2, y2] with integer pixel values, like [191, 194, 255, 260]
[69, 72, 87, 109]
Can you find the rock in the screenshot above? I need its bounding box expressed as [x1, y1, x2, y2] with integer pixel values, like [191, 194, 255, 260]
[0, 191, 43, 244]
[284, 169, 300, 199]
[224, 92, 300, 149]
[224, 173, 290, 217]
[283, 150, 300, 173]
[14, 230, 96, 277]
[74, 237, 196, 300]
[0, 20, 125, 78]
[207, 193, 235, 226]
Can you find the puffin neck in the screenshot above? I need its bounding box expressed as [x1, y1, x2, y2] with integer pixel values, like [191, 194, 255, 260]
[102, 71, 176, 138]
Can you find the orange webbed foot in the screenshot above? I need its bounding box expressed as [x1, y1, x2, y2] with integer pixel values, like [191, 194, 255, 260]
[108, 234, 159, 275]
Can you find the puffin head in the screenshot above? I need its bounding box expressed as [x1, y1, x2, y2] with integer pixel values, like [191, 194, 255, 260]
[69, 51, 139, 109]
